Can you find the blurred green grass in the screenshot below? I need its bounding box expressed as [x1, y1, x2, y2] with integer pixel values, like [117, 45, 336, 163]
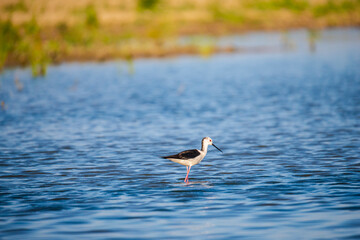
[1, 0, 359, 76]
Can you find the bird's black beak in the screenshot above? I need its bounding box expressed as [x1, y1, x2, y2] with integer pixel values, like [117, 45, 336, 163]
[213, 144, 223, 153]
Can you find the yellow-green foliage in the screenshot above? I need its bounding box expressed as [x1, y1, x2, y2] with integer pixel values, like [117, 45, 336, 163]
[247, 0, 309, 12]
[21, 17, 50, 77]
[0, 16, 57, 76]
[0, 19, 19, 71]
[0, 0, 359, 73]
[210, 3, 246, 24]
[84, 5, 99, 28]
[312, 0, 358, 17]
[137, 0, 160, 11]
[3, 0, 27, 13]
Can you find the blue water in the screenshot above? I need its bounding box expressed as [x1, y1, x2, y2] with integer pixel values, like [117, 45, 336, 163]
[1, 28, 360, 239]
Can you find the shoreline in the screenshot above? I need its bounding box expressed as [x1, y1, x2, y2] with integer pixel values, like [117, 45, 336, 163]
[1, 0, 360, 74]
[4, 25, 359, 70]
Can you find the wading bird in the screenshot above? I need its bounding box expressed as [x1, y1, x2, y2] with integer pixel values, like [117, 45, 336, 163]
[162, 137, 222, 183]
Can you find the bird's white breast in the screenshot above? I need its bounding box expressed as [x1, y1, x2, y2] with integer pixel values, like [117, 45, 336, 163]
[168, 151, 206, 167]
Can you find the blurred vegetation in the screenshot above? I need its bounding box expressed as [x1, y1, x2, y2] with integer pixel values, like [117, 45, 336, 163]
[0, 19, 19, 71]
[137, 0, 160, 11]
[0, 0, 359, 74]
[246, 0, 309, 12]
[3, 0, 27, 13]
[0, 16, 58, 76]
[84, 5, 99, 28]
[312, 0, 358, 17]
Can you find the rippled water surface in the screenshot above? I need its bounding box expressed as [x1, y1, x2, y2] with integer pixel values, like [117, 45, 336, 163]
[1, 28, 360, 239]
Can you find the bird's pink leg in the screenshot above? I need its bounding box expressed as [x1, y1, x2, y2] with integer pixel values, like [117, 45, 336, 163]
[184, 166, 191, 183]
[184, 166, 189, 182]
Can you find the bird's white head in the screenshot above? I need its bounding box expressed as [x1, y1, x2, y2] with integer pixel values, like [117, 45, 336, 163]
[202, 137, 213, 146]
[202, 137, 222, 152]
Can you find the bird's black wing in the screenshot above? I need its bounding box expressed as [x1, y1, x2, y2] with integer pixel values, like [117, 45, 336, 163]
[162, 149, 200, 160]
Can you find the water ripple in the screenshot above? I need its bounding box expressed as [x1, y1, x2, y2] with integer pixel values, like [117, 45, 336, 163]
[0, 28, 360, 239]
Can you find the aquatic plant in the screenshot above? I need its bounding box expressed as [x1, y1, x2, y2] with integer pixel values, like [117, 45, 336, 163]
[187, 36, 216, 58]
[0, 19, 19, 71]
[1, 100, 6, 110]
[307, 29, 320, 52]
[0, 15, 52, 76]
[22, 17, 49, 77]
